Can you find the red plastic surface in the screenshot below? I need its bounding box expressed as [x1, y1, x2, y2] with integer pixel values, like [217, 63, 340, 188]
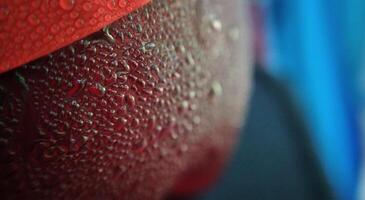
[0, 0, 150, 74]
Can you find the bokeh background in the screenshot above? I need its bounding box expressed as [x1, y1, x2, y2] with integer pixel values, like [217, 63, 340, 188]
[176, 1, 364, 200]
[250, 0, 364, 200]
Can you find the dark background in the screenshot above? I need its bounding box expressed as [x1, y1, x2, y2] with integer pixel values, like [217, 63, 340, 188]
[173, 69, 336, 200]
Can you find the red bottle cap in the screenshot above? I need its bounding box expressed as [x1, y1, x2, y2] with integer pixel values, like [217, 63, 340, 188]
[0, 0, 150, 74]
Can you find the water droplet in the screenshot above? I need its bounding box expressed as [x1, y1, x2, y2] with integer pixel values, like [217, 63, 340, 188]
[186, 53, 195, 65]
[179, 144, 188, 154]
[170, 131, 178, 140]
[193, 116, 201, 125]
[59, 0, 75, 11]
[159, 148, 168, 158]
[82, 2, 93, 11]
[136, 79, 146, 88]
[211, 18, 222, 31]
[125, 94, 135, 107]
[82, 135, 89, 142]
[103, 26, 115, 43]
[209, 81, 223, 98]
[15, 71, 29, 91]
[136, 24, 143, 32]
[178, 100, 189, 112]
[142, 42, 156, 52]
[131, 118, 140, 127]
[188, 91, 196, 99]
[118, 0, 127, 8]
[88, 83, 106, 97]
[66, 27, 75, 35]
[89, 18, 97, 25]
[75, 19, 85, 28]
[107, 0, 117, 10]
[71, 100, 80, 108]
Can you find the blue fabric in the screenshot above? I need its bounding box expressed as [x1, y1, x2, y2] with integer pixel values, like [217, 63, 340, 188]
[257, 0, 364, 199]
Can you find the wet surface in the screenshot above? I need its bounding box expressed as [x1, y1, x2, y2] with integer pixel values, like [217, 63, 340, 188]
[0, 0, 251, 199]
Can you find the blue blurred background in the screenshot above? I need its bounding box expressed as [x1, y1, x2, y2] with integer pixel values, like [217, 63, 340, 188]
[251, 0, 365, 200]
